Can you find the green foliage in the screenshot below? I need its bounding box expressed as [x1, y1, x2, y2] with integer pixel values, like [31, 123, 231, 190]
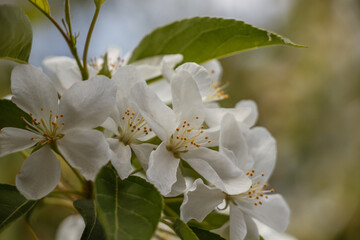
[0, 5, 32, 98]
[173, 218, 199, 240]
[95, 165, 163, 240]
[129, 17, 303, 64]
[27, 0, 50, 14]
[0, 100, 32, 130]
[189, 212, 229, 230]
[0, 184, 38, 232]
[74, 199, 106, 240]
[191, 227, 225, 240]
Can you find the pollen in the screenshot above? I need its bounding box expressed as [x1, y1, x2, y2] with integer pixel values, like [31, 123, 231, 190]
[117, 108, 150, 145]
[20, 108, 65, 146]
[203, 81, 229, 103]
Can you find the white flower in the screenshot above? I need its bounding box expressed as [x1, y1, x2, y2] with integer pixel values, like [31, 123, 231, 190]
[43, 47, 183, 94]
[131, 70, 251, 196]
[152, 59, 228, 105]
[180, 114, 289, 240]
[0, 64, 116, 199]
[101, 66, 157, 179]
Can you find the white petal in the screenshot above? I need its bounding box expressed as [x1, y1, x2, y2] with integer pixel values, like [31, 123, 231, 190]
[55, 215, 85, 240]
[204, 107, 252, 129]
[57, 129, 110, 180]
[0, 127, 39, 157]
[244, 215, 260, 240]
[254, 219, 297, 240]
[130, 143, 156, 171]
[247, 127, 276, 182]
[42, 56, 79, 94]
[56, 68, 82, 92]
[108, 139, 133, 179]
[11, 64, 59, 120]
[112, 65, 143, 98]
[101, 117, 119, 135]
[229, 203, 247, 240]
[182, 148, 252, 195]
[131, 82, 177, 141]
[202, 59, 223, 83]
[42, 56, 77, 73]
[146, 142, 179, 195]
[235, 100, 258, 127]
[220, 113, 253, 170]
[59, 75, 117, 130]
[132, 54, 183, 80]
[180, 179, 225, 223]
[149, 79, 172, 104]
[171, 70, 204, 125]
[165, 168, 186, 197]
[16, 146, 60, 200]
[238, 194, 290, 233]
[176, 63, 212, 99]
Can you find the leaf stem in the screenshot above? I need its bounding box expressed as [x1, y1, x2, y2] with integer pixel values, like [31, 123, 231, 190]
[164, 197, 184, 203]
[131, 167, 144, 175]
[28, 0, 86, 79]
[25, 222, 39, 240]
[51, 190, 86, 197]
[82, 5, 101, 80]
[163, 204, 179, 218]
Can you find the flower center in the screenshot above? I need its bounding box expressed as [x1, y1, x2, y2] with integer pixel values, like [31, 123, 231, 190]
[203, 81, 229, 103]
[167, 118, 211, 152]
[22, 108, 65, 145]
[88, 55, 125, 74]
[118, 108, 151, 145]
[234, 169, 274, 207]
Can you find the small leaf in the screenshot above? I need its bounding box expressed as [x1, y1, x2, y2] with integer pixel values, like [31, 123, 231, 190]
[173, 218, 199, 240]
[97, 53, 112, 78]
[0, 5, 32, 98]
[0, 5, 32, 62]
[191, 227, 225, 240]
[28, 0, 50, 14]
[0, 100, 31, 130]
[0, 184, 38, 232]
[189, 212, 229, 230]
[95, 165, 163, 240]
[73, 199, 106, 240]
[129, 17, 304, 64]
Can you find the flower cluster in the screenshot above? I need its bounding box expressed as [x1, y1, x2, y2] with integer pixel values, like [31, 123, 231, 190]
[0, 48, 289, 240]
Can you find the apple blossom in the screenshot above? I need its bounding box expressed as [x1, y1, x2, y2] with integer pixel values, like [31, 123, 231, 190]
[0, 64, 116, 199]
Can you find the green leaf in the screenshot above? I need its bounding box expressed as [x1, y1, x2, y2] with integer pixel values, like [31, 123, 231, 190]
[73, 199, 106, 240]
[28, 0, 50, 14]
[190, 227, 225, 240]
[95, 165, 163, 240]
[189, 212, 229, 230]
[0, 184, 38, 232]
[97, 53, 112, 78]
[129, 17, 304, 64]
[0, 99, 31, 130]
[0, 5, 32, 62]
[173, 218, 199, 240]
[0, 60, 18, 98]
[0, 5, 32, 98]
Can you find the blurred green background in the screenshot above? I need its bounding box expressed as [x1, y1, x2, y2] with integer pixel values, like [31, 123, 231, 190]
[1, 0, 359, 239]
